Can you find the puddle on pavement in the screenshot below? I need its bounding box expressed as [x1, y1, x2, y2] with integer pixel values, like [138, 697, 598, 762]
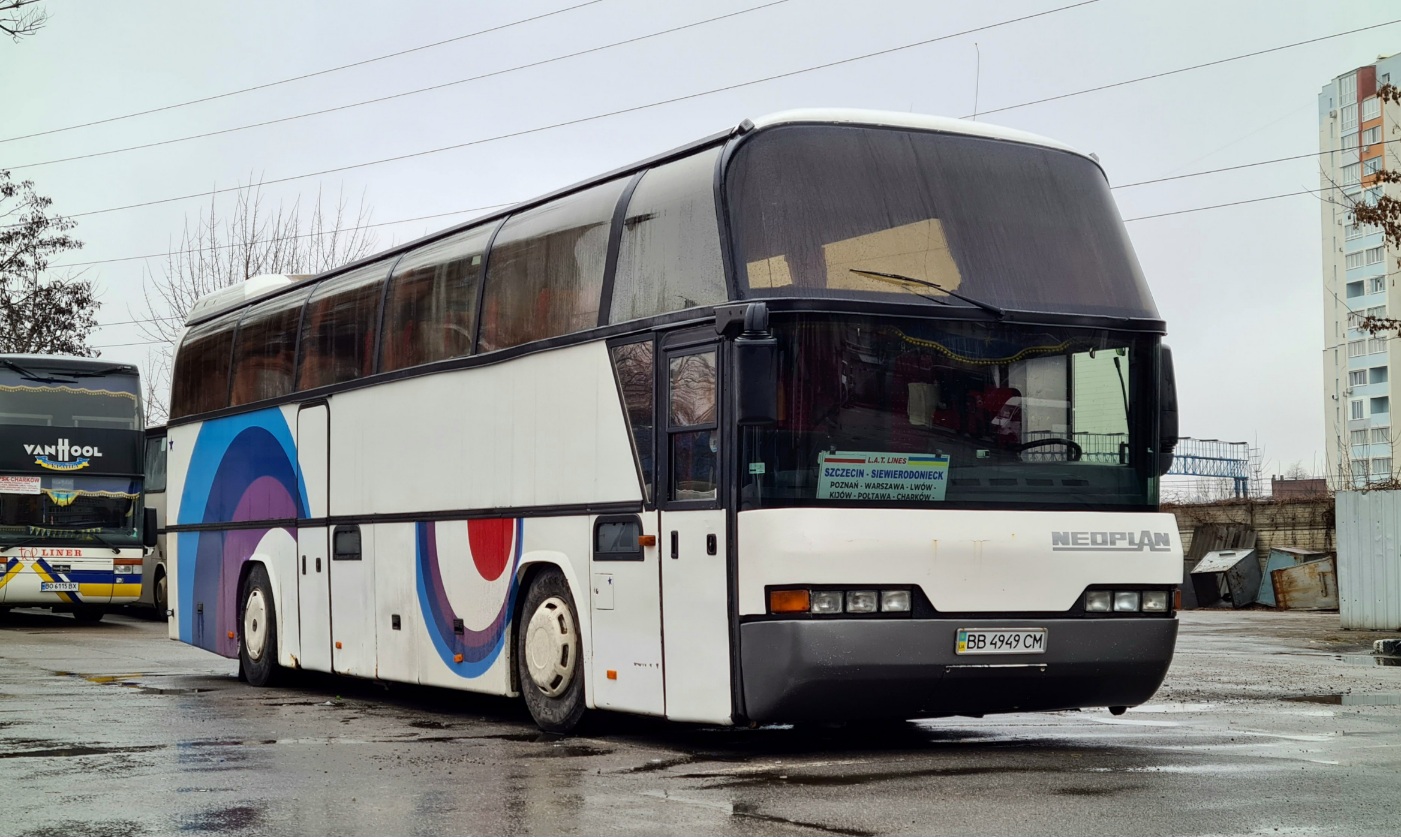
[1286, 693, 1401, 706]
[1336, 654, 1401, 667]
[65, 671, 209, 695]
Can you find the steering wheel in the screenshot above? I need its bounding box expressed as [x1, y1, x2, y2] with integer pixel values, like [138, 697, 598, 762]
[1012, 438, 1083, 461]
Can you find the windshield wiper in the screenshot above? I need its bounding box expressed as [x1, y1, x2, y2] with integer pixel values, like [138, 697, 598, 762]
[0, 358, 77, 384]
[0, 536, 45, 554]
[850, 269, 1005, 319]
[66, 365, 134, 379]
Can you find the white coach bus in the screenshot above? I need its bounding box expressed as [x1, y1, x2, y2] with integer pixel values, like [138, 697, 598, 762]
[167, 110, 1182, 732]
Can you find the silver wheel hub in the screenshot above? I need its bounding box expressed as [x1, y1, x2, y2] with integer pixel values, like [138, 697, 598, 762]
[524, 595, 577, 697]
[243, 588, 269, 662]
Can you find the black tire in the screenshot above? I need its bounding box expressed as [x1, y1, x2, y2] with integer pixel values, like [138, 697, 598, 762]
[72, 606, 105, 624]
[238, 564, 280, 687]
[152, 569, 168, 619]
[515, 568, 586, 733]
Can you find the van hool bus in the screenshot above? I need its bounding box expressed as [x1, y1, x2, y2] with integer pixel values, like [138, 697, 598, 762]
[1, 355, 155, 622]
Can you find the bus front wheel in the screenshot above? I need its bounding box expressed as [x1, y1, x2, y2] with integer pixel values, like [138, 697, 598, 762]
[72, 606, 105, 624]
[516, 569, 586, 733]
[239, 564, 280, 687]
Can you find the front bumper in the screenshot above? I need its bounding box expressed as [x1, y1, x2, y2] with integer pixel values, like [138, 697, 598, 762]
[740, 617, 1177, 722]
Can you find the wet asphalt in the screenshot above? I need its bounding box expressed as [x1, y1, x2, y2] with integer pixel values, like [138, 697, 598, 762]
[2, 607, 1400, 836]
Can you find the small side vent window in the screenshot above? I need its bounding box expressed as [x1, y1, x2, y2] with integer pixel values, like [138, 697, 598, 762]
[594, 516, 643, 562]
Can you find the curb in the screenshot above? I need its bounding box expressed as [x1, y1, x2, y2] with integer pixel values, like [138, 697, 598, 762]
[1375, 638, 1401, 656]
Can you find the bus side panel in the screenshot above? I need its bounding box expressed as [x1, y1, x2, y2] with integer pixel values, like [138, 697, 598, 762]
[330, 524, 376, 678]
[169, 407, 310, 657]
[327, 342, 641, 518]
[372, 522, 422, 685]
[413, 517, 527, 695]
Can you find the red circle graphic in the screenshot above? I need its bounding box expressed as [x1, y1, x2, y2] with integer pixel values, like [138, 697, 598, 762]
[467, 518, 513, 582]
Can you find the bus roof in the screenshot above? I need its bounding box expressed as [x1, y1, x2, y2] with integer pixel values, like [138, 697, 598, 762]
[182, 111, 1096, 327]
[748, 109, 1089, 161]
[183, 273, 313, 326]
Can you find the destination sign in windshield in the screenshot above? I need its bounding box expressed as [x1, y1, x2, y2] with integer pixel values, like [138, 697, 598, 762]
[816, 451, 950, 502]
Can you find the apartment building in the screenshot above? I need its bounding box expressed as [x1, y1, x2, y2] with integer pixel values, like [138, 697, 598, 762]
[1321, 54, 1401, 486]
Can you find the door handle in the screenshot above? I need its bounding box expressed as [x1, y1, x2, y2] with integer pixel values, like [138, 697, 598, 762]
[302, 555, 306, 575]
[706, 534, 717, 555]
[670, 530, 679, 560]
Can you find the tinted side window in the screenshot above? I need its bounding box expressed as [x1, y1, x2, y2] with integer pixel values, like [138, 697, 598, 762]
[170, 312, 239, 419]
[612, 148, 727, 323]
[381, 226, 491, 372]
[297, 261, 392, 390]
[230, 288, 311, 406]
[668, 350, 719, 502]
[479, 179, 627, 351]
[609, 340, 655, 503]
[144, 435, 167, 493]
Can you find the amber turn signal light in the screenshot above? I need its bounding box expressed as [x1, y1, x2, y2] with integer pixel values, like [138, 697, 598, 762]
[638, 534, 657, 547]
[769, 589, 811, 613]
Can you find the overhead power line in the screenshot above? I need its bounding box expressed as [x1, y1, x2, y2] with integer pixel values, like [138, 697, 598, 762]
[0, 0, 606, 144]
[55, 204, 511, 269]
[6, 0, 793, 171]
[26, 9, 1401, 229]
[1122, 188, 1322, 222]
[28, 0, 1110, 221]
[966, 17, 1401, 118]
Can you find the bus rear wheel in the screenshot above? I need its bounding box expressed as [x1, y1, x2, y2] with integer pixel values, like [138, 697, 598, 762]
[516, 569, 586, 733]
[239, 564, 280, 687]
[153, 569, 168, 619]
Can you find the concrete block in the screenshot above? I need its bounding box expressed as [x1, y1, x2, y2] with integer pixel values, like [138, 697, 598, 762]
[1374, 639, 1401, 657]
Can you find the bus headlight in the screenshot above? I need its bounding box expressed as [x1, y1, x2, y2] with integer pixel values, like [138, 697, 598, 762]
[810, 591, 844, 614]
[880, 590, 912, 612]
[845, 590, 878, 613]
[1085, 591, 1112, 612]
[1141, 590, 1170, 613]
[1113, 591, 1141, 612]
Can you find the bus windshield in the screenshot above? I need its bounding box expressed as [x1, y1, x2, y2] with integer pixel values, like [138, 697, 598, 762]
[738, 315, 1158, 512]
[0, 364, 144, 546]
[725, 124, 1159, 320]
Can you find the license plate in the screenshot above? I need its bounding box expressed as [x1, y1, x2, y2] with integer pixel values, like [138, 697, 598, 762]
[956, 628, 1047, 655]
[41, 582, 79, 592]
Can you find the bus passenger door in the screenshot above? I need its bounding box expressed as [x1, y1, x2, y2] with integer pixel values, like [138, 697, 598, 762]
[658, 340, 733, 724]
[297, 403, 333, 673]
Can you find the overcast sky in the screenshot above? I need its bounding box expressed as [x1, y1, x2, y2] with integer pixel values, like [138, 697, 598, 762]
[4, 0, 1398, 476]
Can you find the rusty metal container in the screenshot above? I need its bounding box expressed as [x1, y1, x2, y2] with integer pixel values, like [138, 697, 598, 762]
[1257, 547, 1331, 606]
[1272, 557, 1339, 611]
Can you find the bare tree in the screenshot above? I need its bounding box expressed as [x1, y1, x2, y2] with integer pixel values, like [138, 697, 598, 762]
[137, 178, 377, 422]
[1, 0, 46, 41]
[0, 169, 97, 355]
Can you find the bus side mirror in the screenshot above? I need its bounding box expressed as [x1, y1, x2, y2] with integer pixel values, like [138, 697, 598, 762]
[143, 507, 159, 549]
[1157, 345, 1178, 478]
[733, 303, 778, 426]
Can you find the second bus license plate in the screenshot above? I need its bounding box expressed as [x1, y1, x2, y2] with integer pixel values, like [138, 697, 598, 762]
[40, 582, 79, 592]
[956, 628, 1047, 655]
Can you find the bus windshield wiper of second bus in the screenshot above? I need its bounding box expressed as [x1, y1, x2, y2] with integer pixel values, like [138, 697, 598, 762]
[849, 269, 1005, 319]
[0, 358, 78, 384]
[0, 536, 45, 554]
